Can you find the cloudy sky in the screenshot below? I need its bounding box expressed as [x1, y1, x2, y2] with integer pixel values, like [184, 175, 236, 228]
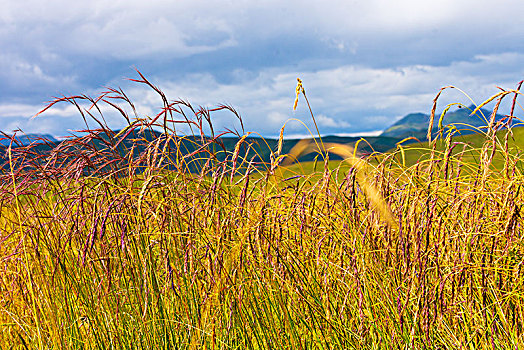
[1, 0, 524, 138]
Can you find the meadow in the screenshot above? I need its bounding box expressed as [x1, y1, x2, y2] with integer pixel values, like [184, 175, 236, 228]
[1, 73, 524, 349]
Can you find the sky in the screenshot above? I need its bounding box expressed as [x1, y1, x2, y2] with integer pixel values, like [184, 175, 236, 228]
[1, 0, 524, 138]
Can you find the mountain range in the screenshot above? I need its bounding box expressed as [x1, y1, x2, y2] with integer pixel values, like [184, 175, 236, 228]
[0, 105, 513, 168]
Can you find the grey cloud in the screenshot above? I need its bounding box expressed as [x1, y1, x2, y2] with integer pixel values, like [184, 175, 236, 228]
[2, 52, 524, 136]
[2, 0, 524, 136]
[64, 54, 524, 136]
[3, 0, 524, 62]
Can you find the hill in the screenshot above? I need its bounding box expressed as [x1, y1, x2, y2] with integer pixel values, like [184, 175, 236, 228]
[1, 105, 515, 173]
[386, 125, 524, 172]
[381, 105, 509, 140]
[0, 133, 58, 147]
[0, 128, 401, 175]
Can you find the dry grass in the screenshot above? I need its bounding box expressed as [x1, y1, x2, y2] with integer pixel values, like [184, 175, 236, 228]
[1, 72, 524, 349]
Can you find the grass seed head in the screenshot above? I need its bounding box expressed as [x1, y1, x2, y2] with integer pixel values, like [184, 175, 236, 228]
[293, 78, 303, 111]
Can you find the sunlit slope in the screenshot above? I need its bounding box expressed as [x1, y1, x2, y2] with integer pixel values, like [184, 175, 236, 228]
[389, 126, 524, 171]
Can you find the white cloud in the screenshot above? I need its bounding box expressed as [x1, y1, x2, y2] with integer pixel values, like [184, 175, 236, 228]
[2, 1, 524, 136]
[93, 53, 524, 135]
[315, 114, 350, 128]
[333, 130, 382, 137]
[3, 52, 524, 136]
[0, 104, 42, 118]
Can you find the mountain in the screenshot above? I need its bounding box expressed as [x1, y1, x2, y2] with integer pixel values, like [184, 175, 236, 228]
[0, 105, 515, 174]
[381, 105, 510, 140]
[0, 126, 401, 175]
[0, 133, 58, 147]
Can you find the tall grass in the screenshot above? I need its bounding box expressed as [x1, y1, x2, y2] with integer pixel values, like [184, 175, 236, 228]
[1, 73, 524, 349]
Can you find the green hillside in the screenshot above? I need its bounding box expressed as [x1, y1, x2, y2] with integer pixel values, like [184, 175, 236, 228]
[0, 129, 401, 174]
[390, 126, 524, 172]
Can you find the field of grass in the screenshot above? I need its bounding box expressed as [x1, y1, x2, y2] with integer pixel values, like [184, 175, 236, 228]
[390, 124, 524, 170]
[1, 74, 524, 349]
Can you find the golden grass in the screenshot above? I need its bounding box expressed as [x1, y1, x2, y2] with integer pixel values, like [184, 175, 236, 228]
[1, 73, 524, 349]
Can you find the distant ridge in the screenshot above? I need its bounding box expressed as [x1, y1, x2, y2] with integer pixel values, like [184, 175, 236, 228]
[0, 133, 58, 147]
[0, 128, 400, 172]
[0, 105, 515, 162]
[381, 105, 510, 140]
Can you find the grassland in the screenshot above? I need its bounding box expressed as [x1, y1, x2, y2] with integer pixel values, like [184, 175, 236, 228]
[1, 74, 524, 349]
